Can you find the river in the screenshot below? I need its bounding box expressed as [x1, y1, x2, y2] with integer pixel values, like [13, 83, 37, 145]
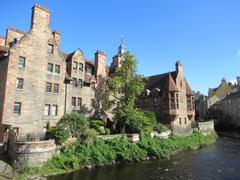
[48, 137, 240, 180]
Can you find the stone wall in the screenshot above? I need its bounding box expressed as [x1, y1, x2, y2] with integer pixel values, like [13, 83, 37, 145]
[8, 131, 56, 166]
[198, 120, 215, 132]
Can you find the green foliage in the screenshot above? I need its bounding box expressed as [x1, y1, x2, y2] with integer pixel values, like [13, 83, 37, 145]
[143, 110, 157, 127]
[90, 120, 110, 135]
[55, 112, 89, 144]
[104, 52, 147, 133]
[16, 132, 217, 179]
[115, 106, 153, 133]
[154, 123, 169, 133]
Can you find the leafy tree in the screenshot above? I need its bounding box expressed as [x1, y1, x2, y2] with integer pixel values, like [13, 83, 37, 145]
[55, 112, 89, 144]
[104, 52, 151, 133]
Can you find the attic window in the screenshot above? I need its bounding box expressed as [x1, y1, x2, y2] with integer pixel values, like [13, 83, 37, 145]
[48, 44, 53, 53]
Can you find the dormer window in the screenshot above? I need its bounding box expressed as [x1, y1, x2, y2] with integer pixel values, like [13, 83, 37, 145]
[48, 44, 53, 53]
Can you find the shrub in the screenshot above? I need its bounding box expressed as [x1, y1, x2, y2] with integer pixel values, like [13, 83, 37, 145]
[143, 110, 157, 127]
[55, 112, 89, 144]
[154, 123, 169, 133]
[116, 106, 153, 133]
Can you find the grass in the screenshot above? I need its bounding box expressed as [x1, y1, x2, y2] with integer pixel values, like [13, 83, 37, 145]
[15, 131, 217, 179]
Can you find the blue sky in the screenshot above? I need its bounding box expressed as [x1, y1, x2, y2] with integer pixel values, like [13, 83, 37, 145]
[1, 0, 240, 94]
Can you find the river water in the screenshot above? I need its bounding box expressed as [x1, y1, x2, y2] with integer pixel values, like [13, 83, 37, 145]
[48, 137, 240, 180]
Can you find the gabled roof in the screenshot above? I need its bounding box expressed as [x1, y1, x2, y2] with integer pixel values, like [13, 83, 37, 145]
[145, 71, 178, 92]
[185, 80, 193, 95]
[162, 73, 178, 92]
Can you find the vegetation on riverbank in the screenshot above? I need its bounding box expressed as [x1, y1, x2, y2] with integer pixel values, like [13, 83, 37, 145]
[16, 131, 217, 179]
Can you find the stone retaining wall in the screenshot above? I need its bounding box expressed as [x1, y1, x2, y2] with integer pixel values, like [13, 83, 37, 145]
[198, 121, 215, 132]
[8, 131, 56, 167]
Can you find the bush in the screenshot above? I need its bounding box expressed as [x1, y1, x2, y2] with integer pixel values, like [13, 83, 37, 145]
[154, 123, 169, 133]
[143, 110, 157, 127]
[115, 106, 153, 133]
[55, 112, 89, 144]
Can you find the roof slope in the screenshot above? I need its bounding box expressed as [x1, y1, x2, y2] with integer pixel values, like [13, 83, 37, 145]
[145, 71, 178, 92]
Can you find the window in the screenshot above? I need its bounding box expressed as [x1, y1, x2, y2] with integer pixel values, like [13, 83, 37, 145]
[73, 62, 78, 70]
[55, 65, 60, 74]
[78, 79, 83, 87]
[91, 99, 95, 107]
[18, 56, 25, 68]
[48, 63, 53, 73]
[72, 97, 76, 107]
[44, 104, 50, 116]
[52, 105, 58, 116]
[53, 84, 59, 94]
[72, 78, 78, 87]
[13, 102, 21, 115]
[79, 63, 83, 71]
[16, 78, 24, 90]
[179, 118, 182, 125]
[184, 118, 187, 124]
[86, 65, 93, 74]
[46, 82, 52, 93]
[78, 97, 82, 107]
[48, 44, 53, 53]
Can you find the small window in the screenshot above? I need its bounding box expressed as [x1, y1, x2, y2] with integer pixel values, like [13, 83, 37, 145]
[72, 78, 78, 87]
[179, 118, 182, 125]
[53, 84, 59, 94]
[48, 63, 53, 73]
[48, 44, 53, 53]
[78, 97, 82, 107]
[78, 79, 83, 87]
[91, 99, 95, 107]
[86, 65, 93, 74]
[55, 65, 60, 74]
[73, 62, 78, 70]
[184, 118, 187, 124]
[44, 104, 51, 116]
[46, 82, 52, 93]
[52, 105, 58, 116]
[16, 78, 24, 90]
[72, 97, 76, 107]
[13, 102, 21, 115]
[79, 63, 83, 71]
[18, 57, 25, 68]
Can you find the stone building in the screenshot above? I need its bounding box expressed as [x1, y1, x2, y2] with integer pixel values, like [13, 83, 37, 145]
[0, 3, 195, 140]
[0, 4, 114, 141]
[137, 61, 195, 136]
[195, 77, 240, 119]
[222, 91, 240, 128]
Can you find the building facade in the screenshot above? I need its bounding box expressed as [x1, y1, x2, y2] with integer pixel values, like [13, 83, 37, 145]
[221, 92, 240, 128]
[137, 61, 195, 136]
[0, 4, 114, 141]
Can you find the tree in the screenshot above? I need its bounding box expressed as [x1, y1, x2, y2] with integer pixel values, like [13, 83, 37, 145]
[55, 112, 89, 144]
[104, 52, 151, 133]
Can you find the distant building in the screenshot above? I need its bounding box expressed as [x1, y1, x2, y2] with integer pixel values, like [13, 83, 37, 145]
[222, 91, 240, 128]
[195, 77, 240, 119]
[137, 61, 195, 136]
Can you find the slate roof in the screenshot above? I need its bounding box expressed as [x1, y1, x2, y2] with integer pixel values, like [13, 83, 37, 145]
[186, 80, 193, 95]
[224, 91, 240, 100]
[145, 71, 178, 92]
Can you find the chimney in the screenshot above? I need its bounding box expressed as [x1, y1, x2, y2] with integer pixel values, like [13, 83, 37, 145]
[31, 3, 50, 31]
[53, 30, 60, 47]
[95, 50, 106, 78]
[175, 60, 183, 76]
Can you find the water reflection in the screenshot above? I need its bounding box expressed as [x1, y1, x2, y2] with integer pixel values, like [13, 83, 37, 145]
[48, 137, 240, 180]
